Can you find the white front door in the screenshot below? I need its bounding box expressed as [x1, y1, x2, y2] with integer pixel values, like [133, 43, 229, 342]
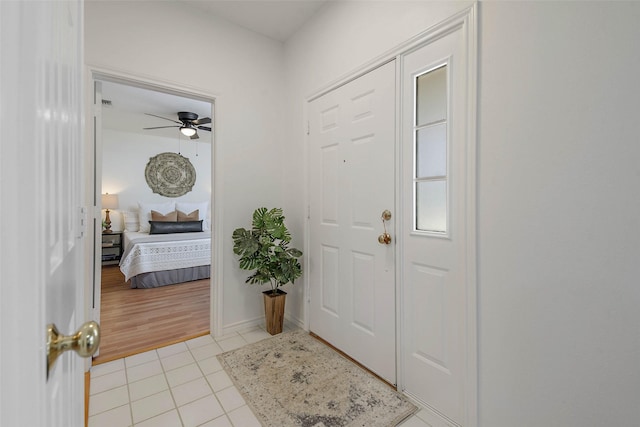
[0, 1, 88, 426]
[308, 61, 396, 384]
[400, 18, 475, 425]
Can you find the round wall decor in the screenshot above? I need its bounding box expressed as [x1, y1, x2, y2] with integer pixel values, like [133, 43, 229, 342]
[145, 152, 196, 197]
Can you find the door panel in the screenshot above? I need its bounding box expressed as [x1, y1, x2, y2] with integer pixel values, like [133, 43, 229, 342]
[0, 1, 86, 425]
[45, 1, 86, 425]
[401, 24, 471, 425]
[309, 61, 396, 384]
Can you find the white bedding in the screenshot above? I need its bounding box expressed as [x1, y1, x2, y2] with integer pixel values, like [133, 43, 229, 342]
[119, 230, 211, 281]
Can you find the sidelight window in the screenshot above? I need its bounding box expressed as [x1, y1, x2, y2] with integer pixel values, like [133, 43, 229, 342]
[414, 64, 448, 234]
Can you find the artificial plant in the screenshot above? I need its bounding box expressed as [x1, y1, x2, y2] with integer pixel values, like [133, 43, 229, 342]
[232, 207, 302, 293]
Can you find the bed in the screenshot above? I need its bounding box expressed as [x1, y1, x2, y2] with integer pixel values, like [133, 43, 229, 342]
[119, 230, 211, 289]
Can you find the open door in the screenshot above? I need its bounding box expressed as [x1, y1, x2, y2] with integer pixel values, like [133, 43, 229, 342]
[0, 1, 96, 426]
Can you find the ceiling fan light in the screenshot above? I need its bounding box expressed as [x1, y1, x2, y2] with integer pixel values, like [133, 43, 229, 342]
[180, 125, 196, 137]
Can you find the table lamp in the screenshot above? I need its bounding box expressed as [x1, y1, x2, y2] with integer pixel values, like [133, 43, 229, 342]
[101, 193, 119, 233]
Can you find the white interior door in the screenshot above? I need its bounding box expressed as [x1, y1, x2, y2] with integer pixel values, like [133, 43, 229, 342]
[308, 61, 396, 383]
[400, 20, 474, 425]
[0, 1, 89, 426]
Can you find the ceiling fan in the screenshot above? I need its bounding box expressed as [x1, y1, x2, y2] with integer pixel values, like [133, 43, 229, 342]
[143, 111, 211, 140]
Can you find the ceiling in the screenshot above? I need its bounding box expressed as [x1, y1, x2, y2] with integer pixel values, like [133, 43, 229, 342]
[101, 81, 213, 142]
[180, 0, 328, 42]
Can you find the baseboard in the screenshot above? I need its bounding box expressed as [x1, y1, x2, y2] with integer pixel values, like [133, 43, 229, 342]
[401, 391, 460, 427]
[219, 312, 305, 337]
[219, 316, 264, 337]
[284, 312, 304, 330]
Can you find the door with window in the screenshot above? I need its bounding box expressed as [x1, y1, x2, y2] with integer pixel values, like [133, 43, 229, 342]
[308, 61, 397, 384]
[400, 21, 474, 425]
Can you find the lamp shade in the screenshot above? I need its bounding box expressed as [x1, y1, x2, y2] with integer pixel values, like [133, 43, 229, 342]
[102, 193, 119, 210]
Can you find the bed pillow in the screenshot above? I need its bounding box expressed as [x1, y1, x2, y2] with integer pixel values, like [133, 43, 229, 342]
[149, 220, 203, 234]
[176, 201, 209, 230]
[122, 211, 140, 232]
[151, 210, 177, 222]
[138, 201, 175, 233]
[177, 209, 199, 222]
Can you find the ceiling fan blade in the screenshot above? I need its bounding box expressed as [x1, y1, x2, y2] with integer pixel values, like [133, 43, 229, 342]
[190, 132, 200, 140]
[143, 125, 180, 130]
[197, 126, 211, 132]
[144, 113, 181, 124]
[192, 117, 211, 125]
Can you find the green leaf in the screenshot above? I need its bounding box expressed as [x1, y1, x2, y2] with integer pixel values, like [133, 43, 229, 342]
[233, 207, 303, 290]
[287, 248, 303, 258]
[252, 207, 268, 230]
[232, 228, 258, 255]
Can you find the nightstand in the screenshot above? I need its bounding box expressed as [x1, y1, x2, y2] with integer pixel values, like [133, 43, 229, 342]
[102, 232, 123, 266]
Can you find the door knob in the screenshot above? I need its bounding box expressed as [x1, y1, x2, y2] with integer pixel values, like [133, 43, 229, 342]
[47, 321, 100, 378]
[378, 232, 392, 244]
[378, 210, 392, 244]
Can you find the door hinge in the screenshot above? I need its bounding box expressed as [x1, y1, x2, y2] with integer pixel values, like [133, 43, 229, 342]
[307, 121, 310, 135]
[307, 205, 311, 219]
[77, 206, 87, 239]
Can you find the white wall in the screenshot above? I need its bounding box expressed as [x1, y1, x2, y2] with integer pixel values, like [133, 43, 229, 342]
[101, 127, 212, 231]
[284, 1, 640, 426]
[85, 0, 287, 331]
[478, 2, 640, 425]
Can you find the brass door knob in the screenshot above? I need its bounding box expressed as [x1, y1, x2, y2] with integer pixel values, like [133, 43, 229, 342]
[47, 321, 100, 378]
[379, 210, 392, 244]
[378, 232, 392, 244]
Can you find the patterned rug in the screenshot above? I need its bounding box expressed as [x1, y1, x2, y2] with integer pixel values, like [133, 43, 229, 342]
[217, 330, 417, 426]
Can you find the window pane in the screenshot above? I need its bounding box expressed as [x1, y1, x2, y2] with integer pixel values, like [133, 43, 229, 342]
[416, 123, 446, 178]
[416, 65, 447, 126]
[416, 180, 447, 233]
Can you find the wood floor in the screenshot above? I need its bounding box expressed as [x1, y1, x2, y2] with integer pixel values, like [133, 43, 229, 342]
[93, 266, 210, 365]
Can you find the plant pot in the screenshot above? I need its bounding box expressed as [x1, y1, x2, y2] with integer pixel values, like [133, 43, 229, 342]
[263, 289, 286, 335]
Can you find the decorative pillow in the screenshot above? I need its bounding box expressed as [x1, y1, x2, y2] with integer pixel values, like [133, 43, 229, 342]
[151, 210, 177, 222]
[177, 209, 199, 222]
[138, 201, 175, 233]
[176, 201, 209, 230]
[149, 220, 203, 234]
[122, 211, 139, 232]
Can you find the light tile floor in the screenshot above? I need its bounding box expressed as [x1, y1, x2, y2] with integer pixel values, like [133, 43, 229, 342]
[89, 324, 433, 427]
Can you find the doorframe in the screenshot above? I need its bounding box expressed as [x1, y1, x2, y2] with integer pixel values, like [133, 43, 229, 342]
[303, 4, 477, 426]
[84, 65, 224, 341]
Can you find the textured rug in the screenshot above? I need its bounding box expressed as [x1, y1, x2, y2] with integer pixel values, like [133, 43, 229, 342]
[217, 330, 417, 427]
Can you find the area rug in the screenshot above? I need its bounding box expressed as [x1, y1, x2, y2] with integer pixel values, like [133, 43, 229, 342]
[217, 330, 417, 426]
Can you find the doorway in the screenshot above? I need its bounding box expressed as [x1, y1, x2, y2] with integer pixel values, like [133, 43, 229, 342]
[89, 73, 216, 362]
[306, 6, 477, 426]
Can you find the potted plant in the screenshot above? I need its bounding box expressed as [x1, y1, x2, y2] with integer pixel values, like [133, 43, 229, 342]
[232, 207, 303, 335]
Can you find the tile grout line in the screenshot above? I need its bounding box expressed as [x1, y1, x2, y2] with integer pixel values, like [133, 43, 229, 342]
[90, 327, 284, 426]
[187, 339, 227, 426]
[124, 352, 134, 427]
[157, 346, 185, 427]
